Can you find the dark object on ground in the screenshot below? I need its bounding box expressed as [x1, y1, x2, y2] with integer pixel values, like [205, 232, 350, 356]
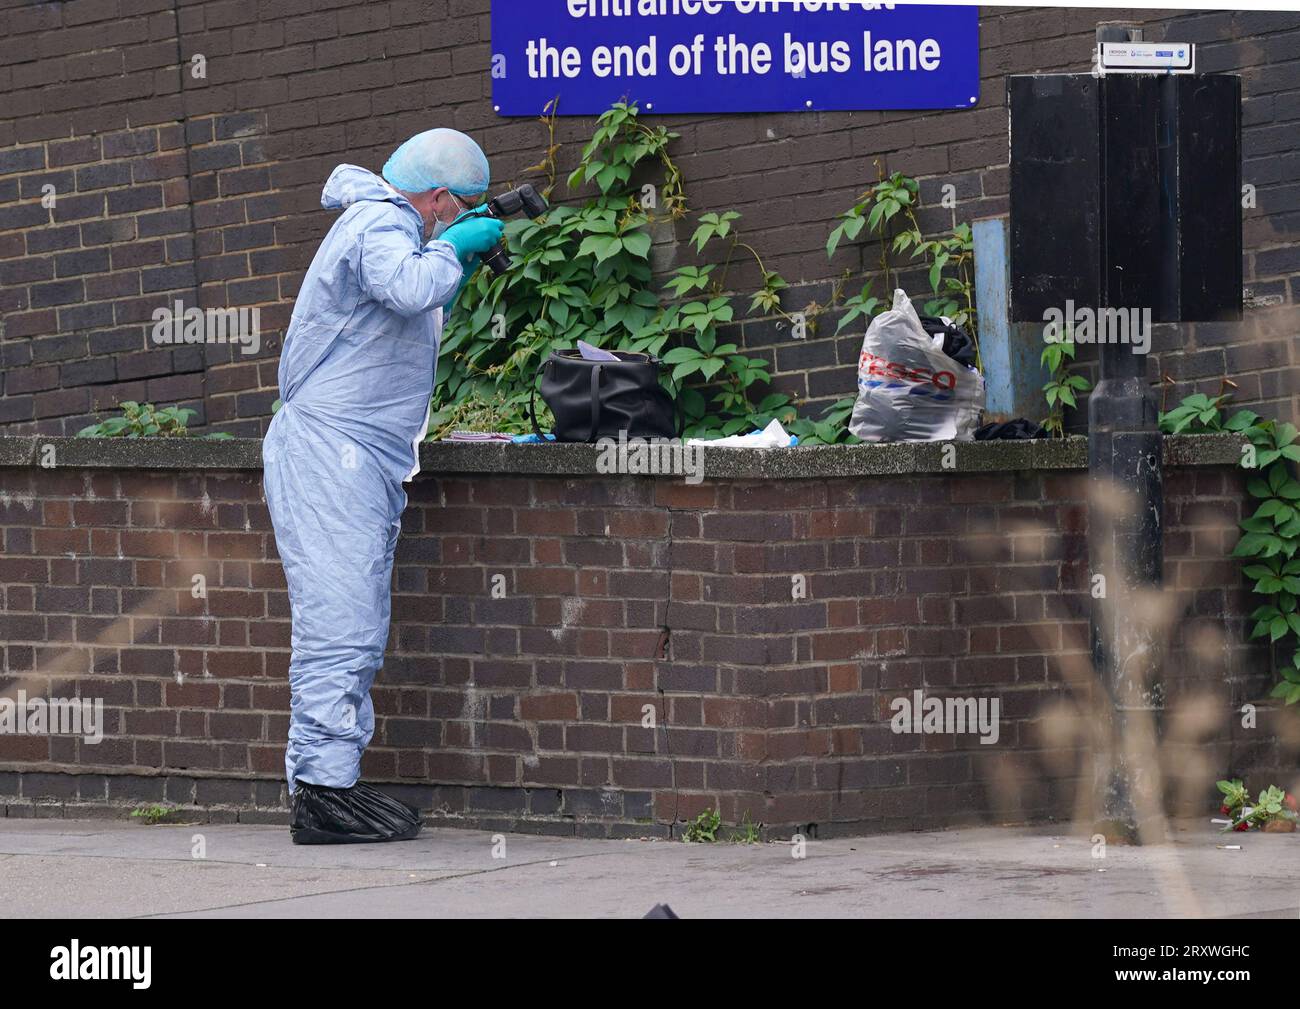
[975, 419, 1048, 440]
[919, 316, 978, 369]
[290, 780, 423, 845]
[642, 903, 679, 919]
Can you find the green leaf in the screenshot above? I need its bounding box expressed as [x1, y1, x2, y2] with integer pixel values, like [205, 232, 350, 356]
[836, 305, 866, 334]
[699, 357, 725, 381]
[577, 234, 612, 260]
[866, 200, 886, 232]
[1225, 410, 1260, 432]
[594, 237, 623, 263]
[620, 230, 651, 259]
[826, 224, 846, 258]
[1234, 533, 1273, 557]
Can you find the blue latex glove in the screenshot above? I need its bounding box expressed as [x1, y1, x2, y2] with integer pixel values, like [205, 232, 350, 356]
[442, 211, 503, 264]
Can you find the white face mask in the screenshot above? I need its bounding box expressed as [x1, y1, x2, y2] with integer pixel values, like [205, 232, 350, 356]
[429, 191, 466, 241]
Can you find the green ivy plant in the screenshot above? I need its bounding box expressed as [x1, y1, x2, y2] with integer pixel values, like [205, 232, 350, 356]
[728, 811, 762, 844]
[77, 402, 232, 440]
[425, 388, 544, 443]
[682, 807, 721, 843]
[665, 212, 807, 439]
[434, 102, 803, 441]
[129, 803, 176, 825]
[827, 167, 980, 369]
[1041, 329, 1092, 438]
[785, 397, 860, 447]
[1159, 391, 1236, 435]
[1160, 392, 1300, 699]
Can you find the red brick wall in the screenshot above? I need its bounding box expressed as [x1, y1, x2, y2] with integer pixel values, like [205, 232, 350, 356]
[0, 458, 1287, 834]
[0, 3, 1297, 436]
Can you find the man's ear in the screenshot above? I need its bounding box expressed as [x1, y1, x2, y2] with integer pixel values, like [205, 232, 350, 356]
[414, 189, 443, 227]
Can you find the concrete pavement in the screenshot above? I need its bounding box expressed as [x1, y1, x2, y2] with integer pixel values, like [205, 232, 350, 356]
[0, 818, 1295, 918]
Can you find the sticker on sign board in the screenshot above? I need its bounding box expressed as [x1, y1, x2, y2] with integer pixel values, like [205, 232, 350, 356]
[1098, 41, 1195, 75]
[490, 1, 981, 116]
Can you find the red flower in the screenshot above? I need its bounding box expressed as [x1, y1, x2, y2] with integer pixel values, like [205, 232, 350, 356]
[1220, 804, 1231, 815]
[1285, 794, 1297, 812]
[1234, 821, 1250, 832]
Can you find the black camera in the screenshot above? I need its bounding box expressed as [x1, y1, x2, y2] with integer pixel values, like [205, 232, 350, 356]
[446, 183, 547, 276]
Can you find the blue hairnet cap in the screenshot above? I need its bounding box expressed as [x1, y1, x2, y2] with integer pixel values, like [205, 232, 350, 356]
[381, 128, 490, 197]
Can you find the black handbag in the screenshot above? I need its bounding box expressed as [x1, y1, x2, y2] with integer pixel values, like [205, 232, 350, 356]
[530, 349, 680, 442]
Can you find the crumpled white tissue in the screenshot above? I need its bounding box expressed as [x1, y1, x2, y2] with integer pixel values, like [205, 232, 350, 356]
[686, 419, 796, 449]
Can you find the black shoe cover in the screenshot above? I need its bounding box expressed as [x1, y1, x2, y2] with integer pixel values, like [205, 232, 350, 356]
[290, 780, 423, 845]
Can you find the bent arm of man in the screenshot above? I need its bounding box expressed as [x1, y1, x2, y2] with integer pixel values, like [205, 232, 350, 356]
[357, 217, 464, 316]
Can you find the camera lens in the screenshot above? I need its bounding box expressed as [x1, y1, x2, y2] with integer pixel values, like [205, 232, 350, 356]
[481, 243, 511, 275]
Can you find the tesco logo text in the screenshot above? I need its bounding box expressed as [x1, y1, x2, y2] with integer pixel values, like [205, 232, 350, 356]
[858, 351, 956, 390]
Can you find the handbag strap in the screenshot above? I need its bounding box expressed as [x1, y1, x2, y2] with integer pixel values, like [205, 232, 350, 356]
[585, 363, 603, 443]
[529, 357, 547, 437]
[527, 355, 603, 441]
[662, 370, 684, 438]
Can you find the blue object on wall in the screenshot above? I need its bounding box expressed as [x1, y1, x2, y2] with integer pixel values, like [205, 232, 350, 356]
[973, 217, 1046, 422]
[491, 2, 981, 116]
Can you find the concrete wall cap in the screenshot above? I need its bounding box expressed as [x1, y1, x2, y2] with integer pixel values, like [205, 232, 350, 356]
[0, 433, 1247, 479]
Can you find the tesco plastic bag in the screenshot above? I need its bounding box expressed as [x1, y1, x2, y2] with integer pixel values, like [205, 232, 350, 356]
[849, 290, 985, 443]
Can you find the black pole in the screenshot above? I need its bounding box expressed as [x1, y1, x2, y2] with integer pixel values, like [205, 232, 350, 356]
[1087, 333, 1163, 842]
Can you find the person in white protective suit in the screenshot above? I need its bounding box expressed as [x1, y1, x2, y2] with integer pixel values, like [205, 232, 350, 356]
[262, 129, 504, 844]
